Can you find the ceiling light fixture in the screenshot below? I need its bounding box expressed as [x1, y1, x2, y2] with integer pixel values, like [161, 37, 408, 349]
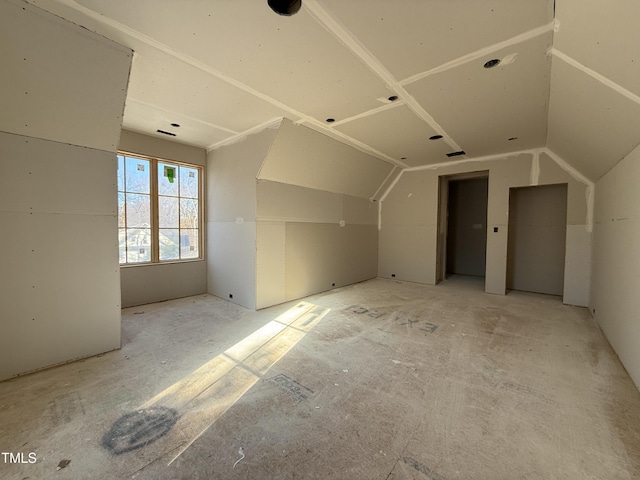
[268, 0, 301, 16]
[484, 58, 500, 68]
[170, 123, 180, 127]
[429, 135, 443, 140]
[325, 118, 335, 123]
[388, 95, 399, 102]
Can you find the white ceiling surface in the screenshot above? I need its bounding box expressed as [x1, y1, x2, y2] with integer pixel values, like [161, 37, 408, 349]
[27, 0, 640, 181]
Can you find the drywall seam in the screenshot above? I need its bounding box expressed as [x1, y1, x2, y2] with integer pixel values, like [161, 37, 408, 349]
[254, 121, 284, 181]
[543, 148, 594, 232]
[551, 48, 640, 107]
[530, 151, 540, 185]
[371, 166, 399, 200]
[127, 97, 239, 136]
[330, 101, 403, 127]
[208, 117, 283, 152]
[0, 129, 120, 156]
[304, 0, 462, 154]
[401, 22, 556, 86]
[404, 148, 542, 172]
[378, 169, 406, 230]
[48, 0, 399, 169]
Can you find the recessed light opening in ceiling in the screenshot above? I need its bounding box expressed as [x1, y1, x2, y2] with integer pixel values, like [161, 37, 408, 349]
[508, 137, 518, 141]
[429, 135, 443, 140]
[268, 0, 301, 16]
[484, 58, 500, 69]
[325, 118, 335, 123]
[388, 95, 399, 102]
[170, 123, 180, 128]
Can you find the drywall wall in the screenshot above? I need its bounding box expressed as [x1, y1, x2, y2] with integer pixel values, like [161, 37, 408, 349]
[207, 126, 280, 309]
[591, 143, 640, 388]
[259, 118, 393, 198]
[209, 119, 384, 310]
[379, 151, 591, 305]
[507, 184, 568, 295]
[0, 1, 131, 380]
[256, 180, 378, 308]
[118, 130, 207, 307]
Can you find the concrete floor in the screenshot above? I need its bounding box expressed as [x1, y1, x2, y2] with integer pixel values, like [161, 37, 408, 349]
[1, 276, 640, 479]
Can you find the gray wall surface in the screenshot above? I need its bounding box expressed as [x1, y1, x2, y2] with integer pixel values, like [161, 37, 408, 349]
[591, 143, 640, 389]
[507, 184, 568, 295]
[207, 126, 280, 309]
[0, 1, 131, 380]
[208, 120, 383, 310]
[118, 130, 207, 307]
[379, 151, 591, 306]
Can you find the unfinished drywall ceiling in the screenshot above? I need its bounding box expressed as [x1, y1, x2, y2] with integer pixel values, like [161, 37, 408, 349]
[25, 0, 640, 181]
[0, 0, 131, 380]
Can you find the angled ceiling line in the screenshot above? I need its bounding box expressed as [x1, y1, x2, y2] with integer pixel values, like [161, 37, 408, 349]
[304, 0, 463, 154]
[126, 97, 240, 135]
[329, 101, 404, 127]
[306, 124, 410, 168]
[400, 22, 556, 86]
[206, 117, 283, 152]
[551, 48, 640, 106]
[371, 166, 399, 201]
[53, 0, 404, 168]
[404, 148, 544, 172]
[543, 147, 594, 232]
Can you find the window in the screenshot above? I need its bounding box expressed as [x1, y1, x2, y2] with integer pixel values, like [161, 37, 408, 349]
[117, 153, 202, 265]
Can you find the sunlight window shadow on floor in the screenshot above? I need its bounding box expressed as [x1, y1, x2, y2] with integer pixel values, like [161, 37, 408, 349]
[102, 301, 330, 464]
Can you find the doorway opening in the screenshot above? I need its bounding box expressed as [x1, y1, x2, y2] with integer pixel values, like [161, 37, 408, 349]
[436, 172, 489, 286]
[507, 184, 568, 296]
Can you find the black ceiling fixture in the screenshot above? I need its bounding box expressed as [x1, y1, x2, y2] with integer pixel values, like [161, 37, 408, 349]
[484, 58, 501, 69]
[325, 118, 335, 123]
[429, 134, 443, 140]
[388, 95, 399, 102]
[170, 123, 180, 128]
[268, 0, 302, 16]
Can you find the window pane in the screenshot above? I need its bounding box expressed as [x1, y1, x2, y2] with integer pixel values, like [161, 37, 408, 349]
[118, 192, 125, 228]
[180, 198, 199, 229]
[125, 193, 150, 228]
[159, 228, 179, 261]
[118, 229, 126, 263]
[125, 157, 150, 194]
[117, 155, 125, 192]
[180, 229, 199, 259]
[126, 228, 151, 263]
[158, 196, 179, 228]
[158, 162, 179, 196]
[180, 167, 198, 198]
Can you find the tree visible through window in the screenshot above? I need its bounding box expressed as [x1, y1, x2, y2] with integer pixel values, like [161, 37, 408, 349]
[117, 153, 201, 265]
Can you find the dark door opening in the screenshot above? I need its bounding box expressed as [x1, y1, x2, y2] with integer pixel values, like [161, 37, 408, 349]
[446, 177, 489, 278]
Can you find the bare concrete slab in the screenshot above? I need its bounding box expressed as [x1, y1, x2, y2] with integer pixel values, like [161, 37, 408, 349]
[1, 277, 639, 479]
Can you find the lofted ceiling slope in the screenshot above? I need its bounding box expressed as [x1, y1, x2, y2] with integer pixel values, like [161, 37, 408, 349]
[26, 0, 640, 181]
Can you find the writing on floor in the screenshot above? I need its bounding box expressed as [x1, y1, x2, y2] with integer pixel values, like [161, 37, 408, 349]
[343, 305, 439, 334]
[268, 373, 314, 402]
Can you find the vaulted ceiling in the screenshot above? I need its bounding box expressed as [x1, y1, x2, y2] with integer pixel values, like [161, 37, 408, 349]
[29, 0, 640, 181]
